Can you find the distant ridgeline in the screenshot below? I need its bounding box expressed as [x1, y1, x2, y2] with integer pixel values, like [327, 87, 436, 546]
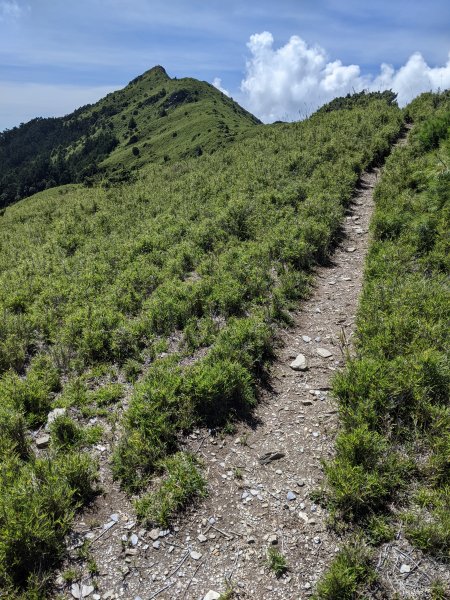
[0, 66, 261, 208]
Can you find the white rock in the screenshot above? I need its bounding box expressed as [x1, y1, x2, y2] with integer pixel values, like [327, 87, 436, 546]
[198, 534, 207, 543]
[149, 528, 160, 540]
[36, 434, 50, 449]
[316, 348, 333, 358]
[203, 592, 220, 600]
[190, 551, 202, 560]
[81, 585, 95, 598]
[302, 335, 311, 343]
[152, 541, 160, 549]
[109, 513, 119, 522]
[290, 354, 308, 371]
[286, 491, 296, 501]
[130, 534, 138, 546]
[46, 407, 67, 429]
[71, 584, 94, 599]
[400, 563, 411, 574]
[346, 247, 356, 253]
[299, 512, 309, 523]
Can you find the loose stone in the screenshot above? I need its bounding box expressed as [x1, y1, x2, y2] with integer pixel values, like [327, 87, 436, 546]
[316, 348, 333, 358]
[290, 354, 308, 371]
[36, 434, 50, 449]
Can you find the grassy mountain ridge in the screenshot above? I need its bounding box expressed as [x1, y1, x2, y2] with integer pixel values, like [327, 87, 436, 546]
[0, 65, 261, 206]
[0, 88, 404, 597]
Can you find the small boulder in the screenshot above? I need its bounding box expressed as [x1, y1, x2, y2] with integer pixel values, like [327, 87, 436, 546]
[290, 354, 308, 371]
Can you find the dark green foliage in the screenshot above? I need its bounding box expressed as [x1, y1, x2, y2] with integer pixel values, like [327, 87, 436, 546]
[50, 414, 84, 449]
[0, 453, 97, 594]
[321, 92, 450, 586]
[0, 90, 404, 595]
[134, 452, 207, 527]
[313, 542, 375, 599]
[317, 90, 397, 114]
[266, 547, 288, 577]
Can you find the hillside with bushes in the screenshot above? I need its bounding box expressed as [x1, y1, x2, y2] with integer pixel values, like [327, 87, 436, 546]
[0, 66, 260, 207]
[315, 91, 450, 599]
[0, 71, 448, 599]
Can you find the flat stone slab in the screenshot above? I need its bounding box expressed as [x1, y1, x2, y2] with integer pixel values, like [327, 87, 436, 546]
[316, 347, 333, 358]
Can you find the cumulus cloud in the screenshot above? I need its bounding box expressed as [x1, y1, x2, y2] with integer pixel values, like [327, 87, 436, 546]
[212, 77, 230, 97]
[240, 32, 450, 122]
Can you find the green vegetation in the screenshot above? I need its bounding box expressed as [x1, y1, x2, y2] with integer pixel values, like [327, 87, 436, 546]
[266, 547, 288, 577]
[0, 79, 403, 598]
[313, 542, 375, 599]
[0, 66, 260, 207]
[318, 90, 450, 596]
[135, 452, 207, 527]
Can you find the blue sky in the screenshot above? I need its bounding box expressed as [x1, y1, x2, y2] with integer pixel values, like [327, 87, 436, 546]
[1, 0, 449, 129]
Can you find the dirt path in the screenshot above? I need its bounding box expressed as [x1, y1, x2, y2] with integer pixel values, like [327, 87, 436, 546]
[60, 152, 397, 600]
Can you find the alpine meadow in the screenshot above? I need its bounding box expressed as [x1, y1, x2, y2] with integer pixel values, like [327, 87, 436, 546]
[0, 62, 448, 600]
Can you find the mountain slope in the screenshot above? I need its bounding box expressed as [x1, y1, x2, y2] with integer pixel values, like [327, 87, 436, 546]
[0, 66, 261, 206]
[0, 90, 404, 598]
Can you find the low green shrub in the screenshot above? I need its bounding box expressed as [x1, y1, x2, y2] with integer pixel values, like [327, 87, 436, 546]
[135, 452, 207, 527]
[266, 547, 288, 578]
[313, 542, 375, 599]
[0, 452, 97, 592]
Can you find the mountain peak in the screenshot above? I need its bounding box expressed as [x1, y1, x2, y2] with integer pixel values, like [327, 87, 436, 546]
[145, 65, 170, 80]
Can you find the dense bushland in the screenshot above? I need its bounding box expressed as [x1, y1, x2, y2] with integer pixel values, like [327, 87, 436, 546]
[0, 92, 402, 597]
[316, 91, 450, 598]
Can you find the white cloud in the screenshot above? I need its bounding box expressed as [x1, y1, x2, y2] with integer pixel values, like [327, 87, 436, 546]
[0, 82, 118, 131]
[212, 77, 230, 97]
[240, 32, 450, 122]
[0, 0, 26, 21]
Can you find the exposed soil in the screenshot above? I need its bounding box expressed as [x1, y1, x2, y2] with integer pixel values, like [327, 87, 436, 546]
[58, 130, 443, 600]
